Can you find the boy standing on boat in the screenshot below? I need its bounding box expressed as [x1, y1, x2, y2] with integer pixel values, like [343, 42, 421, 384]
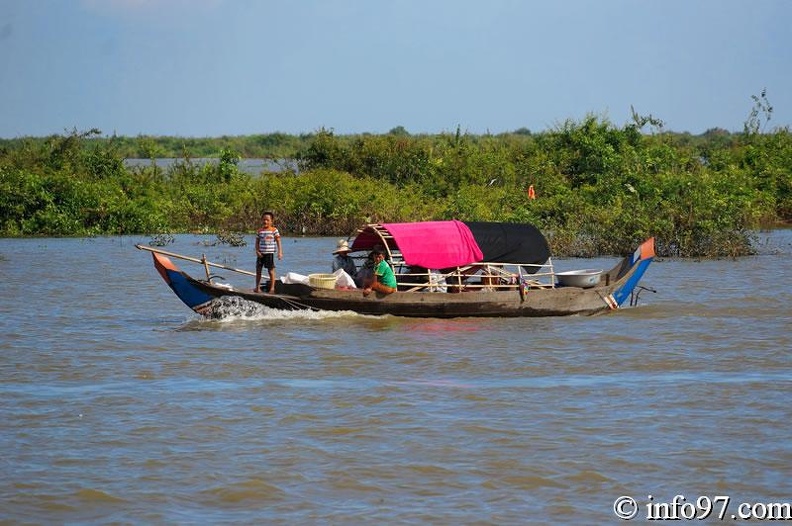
[254, 211, 283, 293]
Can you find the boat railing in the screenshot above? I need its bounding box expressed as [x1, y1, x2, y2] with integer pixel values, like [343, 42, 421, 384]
[392, 259, 556, 293]
[138, 243, 561, 293]
[136, 244, 256, 280]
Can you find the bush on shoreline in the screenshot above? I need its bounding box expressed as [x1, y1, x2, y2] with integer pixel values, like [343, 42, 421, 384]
[1, 115, 789, 257]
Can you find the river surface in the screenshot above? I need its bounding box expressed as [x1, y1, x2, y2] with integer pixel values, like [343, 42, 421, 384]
[123, 158, 295, 175]
[1, 231, 791, 524]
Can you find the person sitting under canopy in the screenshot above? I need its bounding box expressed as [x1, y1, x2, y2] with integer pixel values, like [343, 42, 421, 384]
[363, 249, 397, 296]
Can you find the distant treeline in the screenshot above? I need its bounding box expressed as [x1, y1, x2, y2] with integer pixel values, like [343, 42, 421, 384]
[1, 107, 790, 257]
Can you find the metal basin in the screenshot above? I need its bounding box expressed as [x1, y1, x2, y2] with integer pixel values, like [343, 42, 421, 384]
[556, 269, 602, 288]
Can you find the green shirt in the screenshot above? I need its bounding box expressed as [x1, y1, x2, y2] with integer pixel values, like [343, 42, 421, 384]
[375, 260, 397, 288]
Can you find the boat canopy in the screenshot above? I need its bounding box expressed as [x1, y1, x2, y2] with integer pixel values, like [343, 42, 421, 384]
[464, 221, 551, 268]
[350, 220, 550, 271]
[351, 220, 483, 268]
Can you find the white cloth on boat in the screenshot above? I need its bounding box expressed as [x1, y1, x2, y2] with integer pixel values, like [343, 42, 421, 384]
[333, 269, 357, 288]
[426, 270, 447, 293]
[282, 272, 310, 285]
[281, 270, 357, 288]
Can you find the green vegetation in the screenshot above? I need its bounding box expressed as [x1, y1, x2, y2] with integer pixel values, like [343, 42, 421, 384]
[1, 97, 790, 257]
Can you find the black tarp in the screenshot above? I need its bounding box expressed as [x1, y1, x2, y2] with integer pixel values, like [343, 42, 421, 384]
[464, 222, 551, 273]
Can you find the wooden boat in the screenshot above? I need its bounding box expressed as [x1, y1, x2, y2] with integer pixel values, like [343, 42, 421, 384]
[137, 221, 655, 318]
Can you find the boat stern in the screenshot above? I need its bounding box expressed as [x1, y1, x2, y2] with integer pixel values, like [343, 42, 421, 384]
[610, 237, 655, 307]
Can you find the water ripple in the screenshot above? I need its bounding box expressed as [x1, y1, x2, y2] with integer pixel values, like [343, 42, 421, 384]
[2, 232, 792, 523]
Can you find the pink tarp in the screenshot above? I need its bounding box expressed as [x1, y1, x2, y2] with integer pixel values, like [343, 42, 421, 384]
[351, 220, 484, 269]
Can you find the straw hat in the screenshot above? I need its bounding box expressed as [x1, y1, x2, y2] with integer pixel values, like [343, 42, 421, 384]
[333, 239, 351, 254]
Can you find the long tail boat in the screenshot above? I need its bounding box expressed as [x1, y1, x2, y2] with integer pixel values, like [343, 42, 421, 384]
[137, 221, 655, 318]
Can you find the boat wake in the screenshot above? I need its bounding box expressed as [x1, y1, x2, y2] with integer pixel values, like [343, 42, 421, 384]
[208, 296, 362, 322]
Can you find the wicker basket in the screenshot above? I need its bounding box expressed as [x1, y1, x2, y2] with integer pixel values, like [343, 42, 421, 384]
[308, 273, 338, 289]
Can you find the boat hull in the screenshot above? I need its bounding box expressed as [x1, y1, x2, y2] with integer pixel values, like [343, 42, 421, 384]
[148, 237, 654, 318]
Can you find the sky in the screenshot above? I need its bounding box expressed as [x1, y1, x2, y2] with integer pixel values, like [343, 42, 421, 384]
[0, 0, 790, 138]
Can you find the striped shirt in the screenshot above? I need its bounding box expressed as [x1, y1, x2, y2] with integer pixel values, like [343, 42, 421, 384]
[256, 227, 280, 254]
